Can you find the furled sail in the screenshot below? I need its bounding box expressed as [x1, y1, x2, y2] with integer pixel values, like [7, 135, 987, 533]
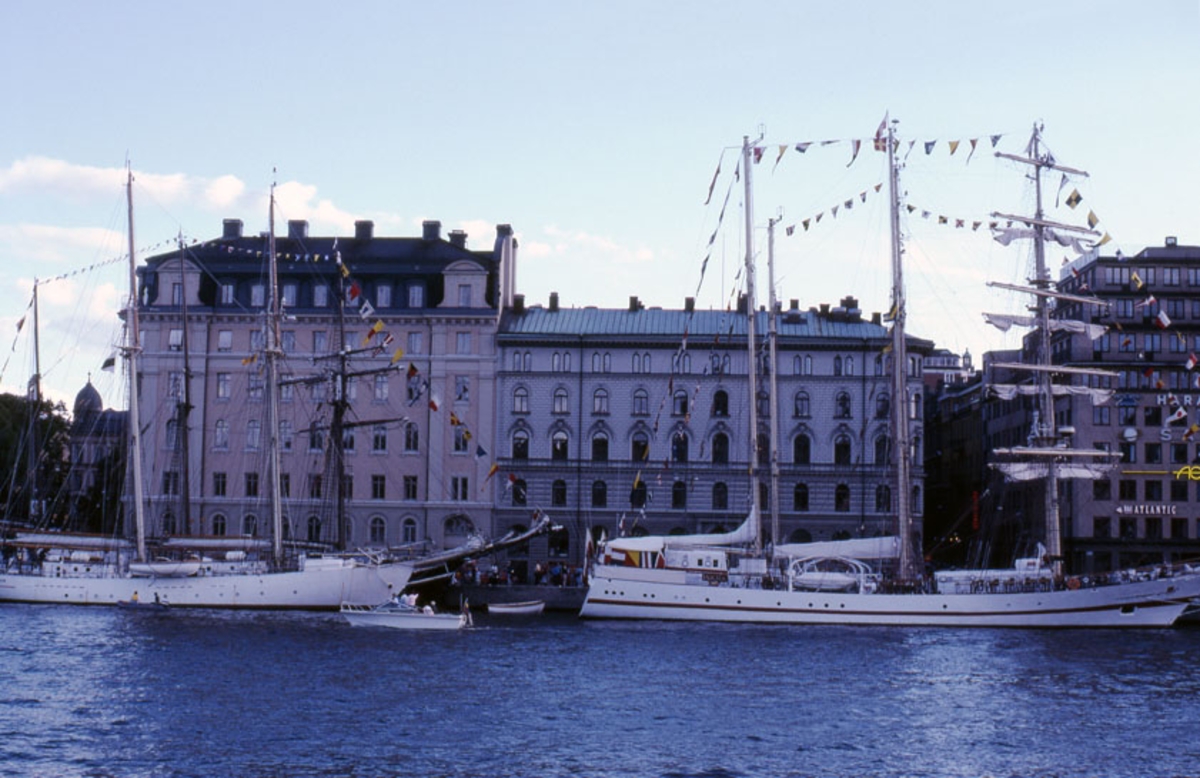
[991, 226, 1092, 254]
[991, 461, 1115, 481]
[990, 384, 1113, 404]
[983, 312, 1107, 340]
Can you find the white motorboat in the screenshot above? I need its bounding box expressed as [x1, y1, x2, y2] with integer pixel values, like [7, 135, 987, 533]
[341, 595, 468, 631]
[487, 599, 545, 615]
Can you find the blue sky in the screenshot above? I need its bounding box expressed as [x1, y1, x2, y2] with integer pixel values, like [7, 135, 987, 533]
[3, 0, 1198, 407]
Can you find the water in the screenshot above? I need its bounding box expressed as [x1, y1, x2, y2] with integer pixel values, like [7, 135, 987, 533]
[2, 605, 1199, 778]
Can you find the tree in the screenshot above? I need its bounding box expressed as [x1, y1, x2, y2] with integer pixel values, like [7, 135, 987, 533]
[0, 392, 70, 527]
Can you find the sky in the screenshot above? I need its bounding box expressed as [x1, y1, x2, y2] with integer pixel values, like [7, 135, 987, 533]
[2, 0, 1198, 409]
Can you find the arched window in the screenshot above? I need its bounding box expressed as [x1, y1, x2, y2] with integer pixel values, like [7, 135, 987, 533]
[631, 431, 649, 462]
[912, 485, 922, 514]
[633, 388, 649, 416]
[551, 430, 569, 461]
[757, 432, 769, 466]
[512, 479, 527, 506]
[834, 434, 852, 465]
[165, 419, 178, 450]
[833, 355, 843, 376]
[551, 352, 561, 372]
[212, 514, 227, 536]
[912, 435, 922, 464]
[512, 386, 529, 414]
[591, 432, 609, 461]
[712, 432, 729, 464]
[512, 429, 529, 459]
[793, 483, 809, 511]
[793, 434, 811, 465]
[630, 480, 648, 508]
[548, 526, 569, 558]
[672, 481, 687, 509]
[593, 388, 609, 414]
[307, 516, 322, 543]
[794, 391, 810, 417]
[673, 390, 688, 416]
[845, 356, 854, 376]
[243, 514, 258, 537]
[246, 419, 261, 450]
[512, 351, 522, 372]
[875, 435, 890, 465]
[214, 419, 229, 449]
[712, 390, 729, 417]
[592, 352, 601, 372]
[370, 516, 387, 544]
[712, 482, 728, 510]
[876, 394, 890, 419]
[404, 422, 419, 452]
[551, 479, 567, 507]
[671, 431, 689, 463]
[591, 480, 607, 508]
[875, 354, 884, 376]
[402, 517, 417, 544]
[523, 351, 531, 372]
[911, 391, 923, 420]
[835, 484, 851, 512]
[835, 392, 852, 418]
[875, 485, 892, 512]
[553, 387, 569, 414]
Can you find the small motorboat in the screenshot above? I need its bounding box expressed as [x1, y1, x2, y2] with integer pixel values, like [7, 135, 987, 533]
[487, 599, 545, 616]
[341, 595, 468, 631]
[118, 594, 170, 611]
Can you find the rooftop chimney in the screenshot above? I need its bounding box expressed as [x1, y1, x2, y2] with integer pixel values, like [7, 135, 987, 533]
[422, 220, 441, 241]
[449, 230, 467, 249]
[629, 295, 641, 312]
[685, 296, 695, 313]
[549, 292, 559, 312]
[355, 220, 374, 241]
[223, 219, 243, 239]
[1166, 236, 1178, 247]
[288, 220, 308, 240]
[513, 293, 525, 314]
[820, 303, 830, 316]
[789, 299, 799, 310]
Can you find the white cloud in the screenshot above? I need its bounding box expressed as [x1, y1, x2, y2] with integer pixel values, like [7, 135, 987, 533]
[537, 225, 654, 265]
[0, 224, 124, 267]
[203, 174, 246, 209]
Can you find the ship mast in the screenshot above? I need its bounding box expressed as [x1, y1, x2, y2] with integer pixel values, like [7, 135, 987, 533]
[741, 136, 763, 552]
[124, 165, 147, 562]
[886, 119, 916, 582]
[266, 181, 285, 566]
[26, 281, 42, 523]
[175, 233, 193, 536]
[766, 216, 782, 551]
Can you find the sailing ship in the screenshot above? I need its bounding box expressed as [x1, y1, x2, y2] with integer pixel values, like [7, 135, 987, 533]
[0, 167, 544, 609]
[580, 124, 1200, 627]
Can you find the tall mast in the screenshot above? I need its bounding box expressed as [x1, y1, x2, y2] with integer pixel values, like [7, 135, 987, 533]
[741, 136, 762, 551]
[886, 120, 916, 581]
[125, 164, 147, 561]
[1028, 124, 1062, 572]
[766, 216, 782, 550]
[330, 246, 349, 550]
[27, 281, 42, 522]
[176, 233, 193, 535]
[266, 181, 285, 566]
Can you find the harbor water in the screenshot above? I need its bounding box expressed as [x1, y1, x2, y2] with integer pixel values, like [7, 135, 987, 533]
[2, 604, 1199, 778]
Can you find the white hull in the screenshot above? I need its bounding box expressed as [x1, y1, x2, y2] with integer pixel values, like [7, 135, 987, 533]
[581, 565, 1200, 628]
[0, 557, 413, 611]
[341, 604, 466, 631]
[487, 600, 545, 615]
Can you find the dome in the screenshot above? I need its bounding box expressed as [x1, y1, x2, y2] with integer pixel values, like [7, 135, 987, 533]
[73, 380, 103, 417]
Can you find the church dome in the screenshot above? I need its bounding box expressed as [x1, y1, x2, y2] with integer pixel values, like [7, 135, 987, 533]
[73, 380, 103, 417]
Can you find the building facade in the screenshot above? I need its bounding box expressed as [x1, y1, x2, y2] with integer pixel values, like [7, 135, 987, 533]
[133, 218, 512, 553]
[494, 294, 931, 574]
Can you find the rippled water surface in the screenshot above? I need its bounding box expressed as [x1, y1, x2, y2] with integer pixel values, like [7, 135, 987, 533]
[3, 604, 1199, 777]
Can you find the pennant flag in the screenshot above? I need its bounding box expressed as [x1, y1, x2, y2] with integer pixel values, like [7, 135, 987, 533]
[794, 142, 811, 153]
[846, 139, 862, 167]
[1187, 352, 1197, 371]
[101, 353, 116, 372]
[752, 146, 764, 164]
[358, 300, 376, 320]
[1143, 366, 1155, 378]
[449, 412, 461, 426]
[1096, 233, 1112, 247]
[924, 140, 936, 155]
[475, 444, 488, 460]
[1131, 271, 1144, 289]
[1155, 311, 1172, 330]
[873, 115, 888, 151]
[428, 392, 440, 412]
[1066, 189, 1082, 209]
[390, 347, 405, 364]
[966, 138, 979, 163]
[1087, 210, 1099, 228]
[242, 353, 258, 366]
[348, 281, 362, 301]
[361, 320, 385, 346]
[948, 140, 960, 156]
[1134, 294, 1156, 309]
[772, 144, 787, 172]
[15, 315, 25, 332]
[407, 362, 419, 378]
[1169, 407, 1188, 423]
[703, 158, 721, 205]
[1185, 424, 1200, 441]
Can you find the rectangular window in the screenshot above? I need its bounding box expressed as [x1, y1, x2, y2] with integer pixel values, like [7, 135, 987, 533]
[217, 330, 232, 352]
[213, 471, 227, 497]
[1171, 480, 1189, 502]
[308, 475, 323, 499]
[1171, 517, 1189, 539]
[250, 284, 265, 308]
[313, 284, 328, 307]
[245, 472, 259, 498]
[451, 476, 469, 501]
[376, 283, 392, 307]
[250, 330, 264, 351]
[216, 373, 231, 400]
[408, 284, 424, 308]
[458, 284, 471, 307]
[281, 331, 296, 353]
[403, 475, 418, 501]
[455, 376, 470, 403]
[161, 470, 179, 496]
[373, 374, 388, 401]
[282, 282, 297, 308]
[371, 474, 386, 500]
[1145, 480, 1163, 501]
[1119, 480, 1137, 500]
[407, 331, 423, 355]
[220, 283, 235, 305]
[313, 331, 327, 353]
[372, 425, 387, 452]
[168, 329, 183, 351]
[454, 426, 470, 453]
[404, 423, 419, 452]
[1092, 479, 1111, 501]
[1092, 516, 1111, 539]
[248, 376, 264, 400]
[279, 473, 290, 498]
[456, 332, 471, 355]
[1164, 267, 1181, 286]
[1093, 406, 1110, 425]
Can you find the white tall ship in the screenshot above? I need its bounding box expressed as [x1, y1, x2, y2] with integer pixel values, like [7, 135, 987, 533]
[0, 169, 534, 610]
[580, 125, 1200, 627]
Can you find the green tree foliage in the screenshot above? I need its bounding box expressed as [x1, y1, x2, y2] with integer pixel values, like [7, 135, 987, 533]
[0, 392, 70, 528]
